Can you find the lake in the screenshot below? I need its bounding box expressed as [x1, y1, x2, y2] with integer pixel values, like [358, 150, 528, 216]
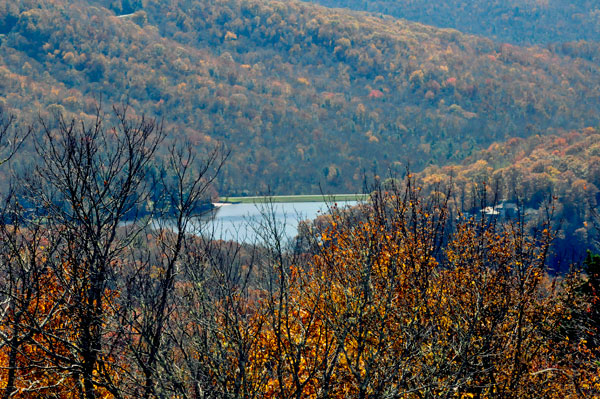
[190, 201, 358, 243]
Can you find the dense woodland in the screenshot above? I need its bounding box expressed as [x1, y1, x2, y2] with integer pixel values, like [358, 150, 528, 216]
[413, 127, 600, 267]
[307, 0, 600, 46]
[0, 111, 599, 398]
[1, 0, 600, 195]
[1, 0, 600, 397]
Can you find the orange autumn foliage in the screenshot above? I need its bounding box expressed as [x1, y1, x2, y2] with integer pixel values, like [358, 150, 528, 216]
[1, 185, 598, 398]
[0, 251, 121, 398]
[250, 188, 600, 398]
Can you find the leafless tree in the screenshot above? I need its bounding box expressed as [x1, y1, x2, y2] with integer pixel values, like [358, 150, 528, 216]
[0, 109, 29, 167]
[0, 113, 52, 399]
[116, 142, 227, 398]
[20, 105, 170, 398]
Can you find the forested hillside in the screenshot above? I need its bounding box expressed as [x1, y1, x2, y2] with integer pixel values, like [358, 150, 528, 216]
[416, 127, 600, 265]
[1, 1, 600, 397]
[1, 0, 600, 195]
[306, 0, 600, 45]
[1, 118, 599, 395]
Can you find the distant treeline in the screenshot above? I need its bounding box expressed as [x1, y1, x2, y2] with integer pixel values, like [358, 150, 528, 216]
[306, 0, 600, 45]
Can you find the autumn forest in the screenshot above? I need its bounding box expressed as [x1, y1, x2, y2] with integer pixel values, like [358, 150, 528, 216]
[0, 0, 600, 397]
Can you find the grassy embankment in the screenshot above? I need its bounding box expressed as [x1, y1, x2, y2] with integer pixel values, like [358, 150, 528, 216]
[219, 194, 369, 204]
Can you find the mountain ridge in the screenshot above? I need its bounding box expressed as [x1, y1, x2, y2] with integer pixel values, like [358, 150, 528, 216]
[0, 0, 599, 195]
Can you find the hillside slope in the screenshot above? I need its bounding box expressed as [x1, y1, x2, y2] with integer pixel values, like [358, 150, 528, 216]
[304, 0, 600, 46]
[417, 127, 600, 262]
[1, 0, 600, 194]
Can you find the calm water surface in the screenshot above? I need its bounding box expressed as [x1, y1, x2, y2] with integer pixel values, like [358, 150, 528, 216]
[192, 201, 357, 243]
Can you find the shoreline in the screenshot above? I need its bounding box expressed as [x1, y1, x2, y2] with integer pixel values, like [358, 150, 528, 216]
[219, 194, 368, 204]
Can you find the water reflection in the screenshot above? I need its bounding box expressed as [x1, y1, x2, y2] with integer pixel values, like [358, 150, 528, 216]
[191, 201, 357, 244]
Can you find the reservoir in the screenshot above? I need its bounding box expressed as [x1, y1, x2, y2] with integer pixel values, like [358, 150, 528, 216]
[193, 201, 358, 244]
